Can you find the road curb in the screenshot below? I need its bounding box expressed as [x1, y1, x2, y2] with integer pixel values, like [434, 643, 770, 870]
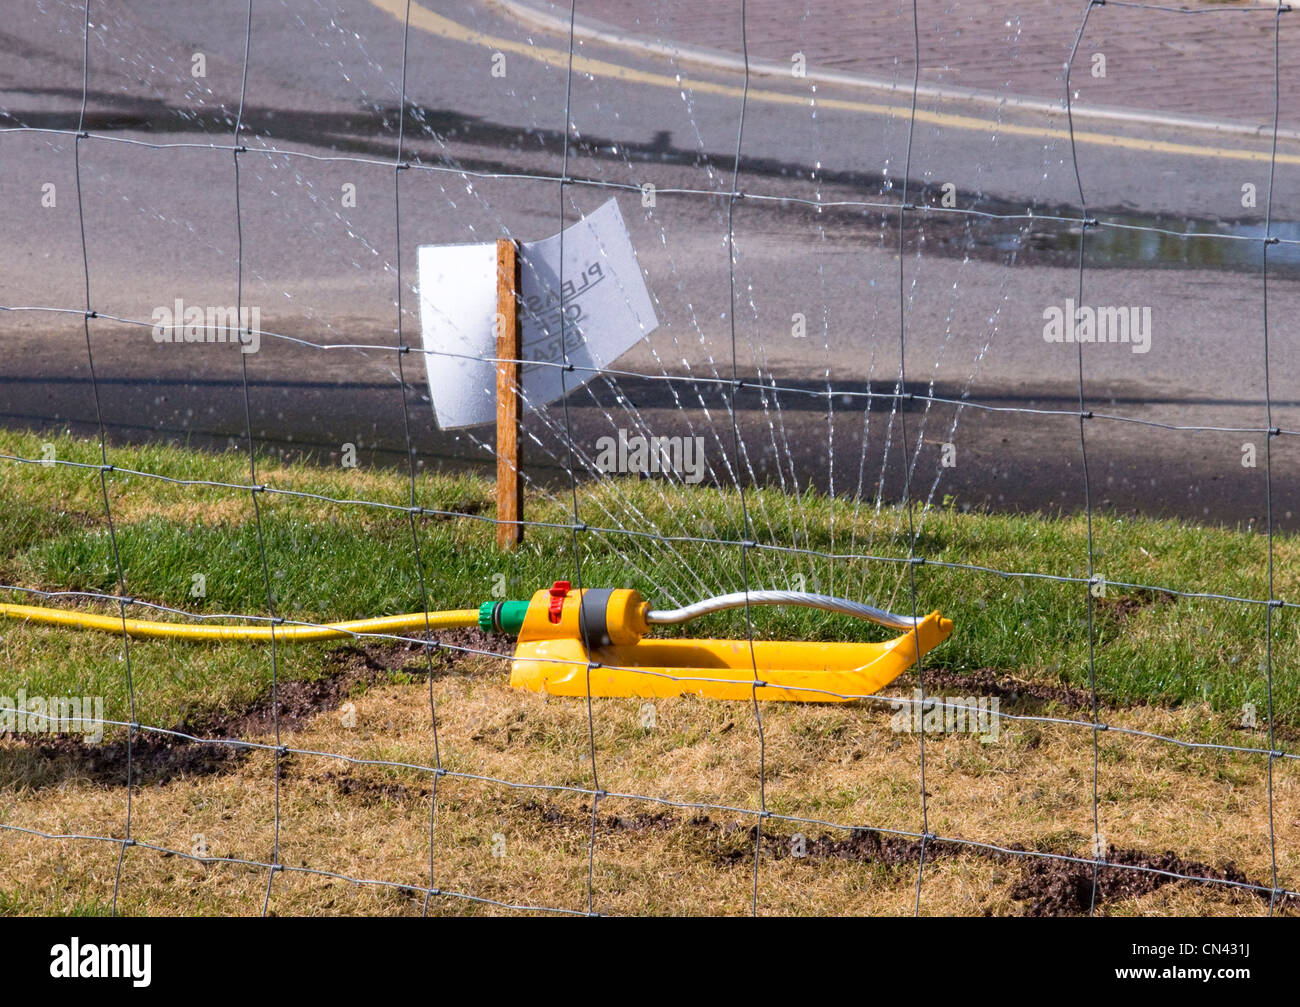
[487, 0, 1300, 142]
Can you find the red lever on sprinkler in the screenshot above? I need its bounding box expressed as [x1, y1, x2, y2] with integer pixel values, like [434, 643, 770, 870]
[548, 580, 571, 623]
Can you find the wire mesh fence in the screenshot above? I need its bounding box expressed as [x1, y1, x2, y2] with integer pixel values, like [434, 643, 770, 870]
[0, 0, 1296, 915]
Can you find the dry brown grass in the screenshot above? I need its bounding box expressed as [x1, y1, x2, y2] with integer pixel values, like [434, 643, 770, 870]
[2, 649, 1294, 916]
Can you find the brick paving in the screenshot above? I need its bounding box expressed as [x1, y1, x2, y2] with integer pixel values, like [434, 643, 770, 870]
[522, 0, 1297, 130]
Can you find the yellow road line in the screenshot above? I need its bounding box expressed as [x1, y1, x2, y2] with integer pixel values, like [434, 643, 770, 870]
[371, 0, 1300, 167]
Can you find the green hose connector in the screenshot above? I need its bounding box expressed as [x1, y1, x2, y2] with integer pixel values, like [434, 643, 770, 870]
[478, 599, 531, 635]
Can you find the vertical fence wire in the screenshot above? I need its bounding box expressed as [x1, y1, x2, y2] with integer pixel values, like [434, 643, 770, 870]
[1261, 2, 1286, 915]
[555, 0, 603, 918]
[227, 0, 286, 917]
[722, 0, 771, 917]
[1063, 0, 1103, 918]
[390, 0, 447, 917]
[72, 0, 139, 917]
[897, 0, 930, 917]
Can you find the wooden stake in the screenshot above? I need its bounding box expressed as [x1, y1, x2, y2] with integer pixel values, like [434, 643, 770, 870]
[495, 238, 523, 550]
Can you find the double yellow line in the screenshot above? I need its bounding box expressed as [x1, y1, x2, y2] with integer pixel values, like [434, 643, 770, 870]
[370, 0, 1300, 166]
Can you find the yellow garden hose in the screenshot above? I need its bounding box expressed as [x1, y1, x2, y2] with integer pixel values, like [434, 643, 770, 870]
[0, 601, 479, 642]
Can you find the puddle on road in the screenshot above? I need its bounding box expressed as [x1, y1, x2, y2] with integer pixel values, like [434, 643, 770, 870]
[955, 210, 1300, 274]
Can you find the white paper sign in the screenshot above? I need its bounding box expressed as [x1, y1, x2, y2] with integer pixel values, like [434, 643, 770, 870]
[417, 199, 658, 429]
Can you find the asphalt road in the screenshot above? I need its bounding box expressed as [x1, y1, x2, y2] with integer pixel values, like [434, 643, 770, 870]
[3, 0, 1300, 528]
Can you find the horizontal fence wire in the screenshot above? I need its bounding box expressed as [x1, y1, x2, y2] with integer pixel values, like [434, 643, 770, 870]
[0, 0, 1294, 914]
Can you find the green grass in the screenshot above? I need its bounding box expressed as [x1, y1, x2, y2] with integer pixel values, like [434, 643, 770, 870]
[0, 888, 115, 917]
[1, 427, 1297, 734]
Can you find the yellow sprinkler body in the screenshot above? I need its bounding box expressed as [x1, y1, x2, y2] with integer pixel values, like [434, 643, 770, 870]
[509, 582, 953, 703]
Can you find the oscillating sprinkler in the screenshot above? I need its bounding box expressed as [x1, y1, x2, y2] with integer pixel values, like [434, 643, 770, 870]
[482, 581, 952, 703]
